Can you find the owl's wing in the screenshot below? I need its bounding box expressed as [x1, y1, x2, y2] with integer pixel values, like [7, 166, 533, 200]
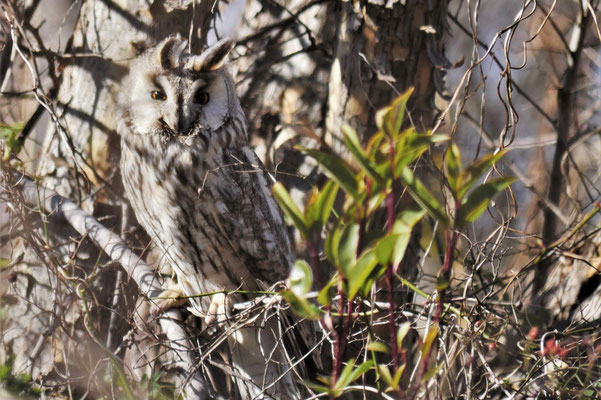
[200, 145, 294, 285]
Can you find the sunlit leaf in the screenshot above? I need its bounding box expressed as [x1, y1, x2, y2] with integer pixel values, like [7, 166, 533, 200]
[332, 359, 374, 393]
[305, 181, 339, 228]
[421, 323, 439, 361]
[343, 125, 385, 186]
[366, 130, 386, 159]
[367, 341, 389, 353]
[392, 364, 406, 388]
[338, 223, 360, 276]
[375, 234, 402, 267]
[389, 208, 426, 271]
[288, 260, 313, 296]
[283, 261, 321, 320]
[455, 176, 516, 226]
[399, 167, 449, 227]
[280, 290, 322, 320]
[273, 182, 309, 237]
[445, 143, 462, 193]
[303, 380, 330, 394]
[376, 88, 414, 138]
[347, 248, 379, 299]
[325, 221, 344, 266]
[366, 192, 387, 217]
[377, 362, 406, 391]
[377, 364, 394, 387]
[394, 133, 448, 175]
[457, 149, 509, 199]
[300, 147, 362, 202]
[397, 321, 411, 349]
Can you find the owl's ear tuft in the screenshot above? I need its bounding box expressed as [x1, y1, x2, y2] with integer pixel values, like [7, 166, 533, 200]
[157, 35, 188, 70]
[185, 39, 235, 72]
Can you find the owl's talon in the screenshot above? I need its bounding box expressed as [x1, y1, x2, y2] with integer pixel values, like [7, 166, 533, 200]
[144, 286, 187, 321]
[204, 292, 232, 328]
[157, 287, 187, 311]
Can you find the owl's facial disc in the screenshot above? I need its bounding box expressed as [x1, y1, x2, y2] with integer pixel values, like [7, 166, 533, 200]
[127, 62, 233, 141]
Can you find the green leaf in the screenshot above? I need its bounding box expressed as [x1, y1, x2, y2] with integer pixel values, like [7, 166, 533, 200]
[376, 88, 414, 138]
[366, 341, 389, 353]
[303, 381, 330, 394]
[317, 273, 340, 306]
[342, 125, 385, 185]
[0, 363, 11, 380]
[421, 323, 439, 361]
[346, 248, 379, 299]
[392, 364, 406, 388]
[394, 133, 448, 175]
[377, 364, 394, 387]
[375, 234, 402, 267]
[375, 208, 426, 271]
[281, 290, 322, 320]
[332, 359, 373, 393]
[288, 260, 313, 297]
[366, 192, 386, 217]
[457, 149, 509, 199]
[283, 261, 321, 321]
[300, 147, 362, 202]
[325, 220, 343, 266]
[397, 321, 411, 349]
[346, 360, 374, 386]
[305, 181, 339, 228]
[338, 223, 360, 276]
[445, 143, 462, 193]
[399, 167, 449, 227]
[272, 182, 309, 237]
[376, 362, 406, 391]
[366, 130, 386, 159]
[455, 176, 517, 226]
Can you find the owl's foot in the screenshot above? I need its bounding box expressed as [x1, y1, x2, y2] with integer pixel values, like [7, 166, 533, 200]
[136, 285, 187, 323]
[204, 292, 232, 329]
[154, 286, 188, 313]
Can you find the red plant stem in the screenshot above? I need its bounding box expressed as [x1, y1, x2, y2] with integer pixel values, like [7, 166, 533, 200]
[386, 266, 399, 369]
[387, 190, 395, 234]
[331, 280, 345, 387]
[437, 228, 457, 321]
[307, 239, 322, 289]
[386, 137, 399, 369]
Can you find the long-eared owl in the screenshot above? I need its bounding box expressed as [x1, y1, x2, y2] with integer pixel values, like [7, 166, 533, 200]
[118, 36, 299, 398]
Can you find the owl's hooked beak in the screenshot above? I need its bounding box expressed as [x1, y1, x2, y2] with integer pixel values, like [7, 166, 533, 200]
[160, 110, 194, 136]
[159, 114, 179, 135]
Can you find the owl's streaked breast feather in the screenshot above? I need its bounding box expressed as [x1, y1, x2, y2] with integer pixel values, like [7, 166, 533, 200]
[120, 110, 292, 314]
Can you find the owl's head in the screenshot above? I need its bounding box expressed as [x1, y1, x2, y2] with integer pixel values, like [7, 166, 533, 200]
[119, 35, 243, 141]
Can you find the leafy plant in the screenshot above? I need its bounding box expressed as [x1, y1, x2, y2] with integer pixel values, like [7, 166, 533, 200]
[274, 88, 515, 397]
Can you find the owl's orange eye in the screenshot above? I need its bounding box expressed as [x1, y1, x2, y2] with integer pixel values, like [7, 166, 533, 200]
[151, 90, 167, 101]
[195, 91, 210, 105]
